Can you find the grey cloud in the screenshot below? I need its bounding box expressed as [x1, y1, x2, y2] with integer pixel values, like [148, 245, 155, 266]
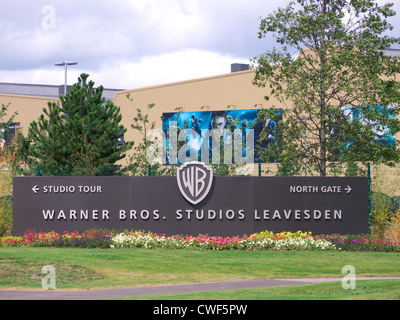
[0, 0, 399, 77]
[0, 0, 282, 71]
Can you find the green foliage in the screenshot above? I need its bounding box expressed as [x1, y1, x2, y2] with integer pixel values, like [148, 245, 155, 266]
[0, 194, 13, 237]
[0, 103, 18, 143]
[0, 103, 19, 236]
[253, 0, 400, 176]
[0, 148, 17, 236]
[126, 95, 175, 176]
[370, 191, 395, 240]
[27, 74, 132, 175]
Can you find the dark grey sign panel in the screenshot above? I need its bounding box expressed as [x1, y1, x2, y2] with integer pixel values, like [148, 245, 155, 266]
[13, 177, 133, 235]
[253, 177, 369, 235]
[129, 176, 254, 236]
[13, 175, 368, 236]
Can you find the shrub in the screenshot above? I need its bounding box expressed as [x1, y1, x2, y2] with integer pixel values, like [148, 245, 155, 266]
[0, 196, 13, 237]
[385, 210, 400, 244]
[370, 192, 394, 240]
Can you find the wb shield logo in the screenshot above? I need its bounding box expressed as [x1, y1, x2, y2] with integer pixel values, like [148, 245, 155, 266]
[177, 162, 213, 205]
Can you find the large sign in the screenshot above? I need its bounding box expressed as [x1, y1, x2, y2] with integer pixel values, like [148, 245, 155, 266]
[162, 108, 283, 164]
[13, 162, 369, 236]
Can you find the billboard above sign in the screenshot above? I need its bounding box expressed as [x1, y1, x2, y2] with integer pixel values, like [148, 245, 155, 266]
[162, 109, 283, 164]
[13, 162, 369, 236]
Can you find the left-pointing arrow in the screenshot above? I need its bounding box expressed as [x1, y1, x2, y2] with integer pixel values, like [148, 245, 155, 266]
[32, 185, 40, 194]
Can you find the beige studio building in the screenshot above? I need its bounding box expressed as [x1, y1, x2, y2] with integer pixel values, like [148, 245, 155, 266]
[1, 50, 400, 179]
[0, 63, 278, 172]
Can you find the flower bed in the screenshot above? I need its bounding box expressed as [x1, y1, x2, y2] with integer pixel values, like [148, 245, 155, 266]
[0, 229, 114, 249]
[1, 229, 399, 252]
[317, 234, 400, 252]
[110, 231, 337, 251]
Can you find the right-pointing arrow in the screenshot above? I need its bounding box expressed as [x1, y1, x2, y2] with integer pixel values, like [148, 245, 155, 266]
[345, 185, 352, 194]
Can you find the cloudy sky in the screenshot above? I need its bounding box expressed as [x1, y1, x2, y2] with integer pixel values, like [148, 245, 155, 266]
[0, 0, 399, 90]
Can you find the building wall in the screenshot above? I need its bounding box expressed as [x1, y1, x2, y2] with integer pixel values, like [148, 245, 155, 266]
[0, 93, 59, 137]
[0, 69, 276, 153]
[0, 70, 276, 173]
[113, 69, 277, 156]
[1, 66, 398, 177]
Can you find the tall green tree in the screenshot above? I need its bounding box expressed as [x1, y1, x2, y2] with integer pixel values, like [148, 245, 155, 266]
[253, 0, 400, 176]
[28, 74, 132, 175]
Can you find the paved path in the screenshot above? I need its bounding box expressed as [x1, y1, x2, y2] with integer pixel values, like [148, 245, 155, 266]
[1, 277, 399, 300]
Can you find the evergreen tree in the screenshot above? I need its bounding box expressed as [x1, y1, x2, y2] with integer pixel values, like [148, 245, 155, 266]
[28, 74, 132, 175]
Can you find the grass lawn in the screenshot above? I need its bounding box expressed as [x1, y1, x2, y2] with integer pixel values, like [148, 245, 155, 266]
[124, 280, 400, 300]
[0, 247, 399, 293]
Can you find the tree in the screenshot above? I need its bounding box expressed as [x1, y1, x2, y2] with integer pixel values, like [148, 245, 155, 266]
[0, 103, 18, 236]
[28, 74, 132, 175]
[253, 0, 400, 176]
[126, 94, 175, 176]
[0, 103, 18, 154]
